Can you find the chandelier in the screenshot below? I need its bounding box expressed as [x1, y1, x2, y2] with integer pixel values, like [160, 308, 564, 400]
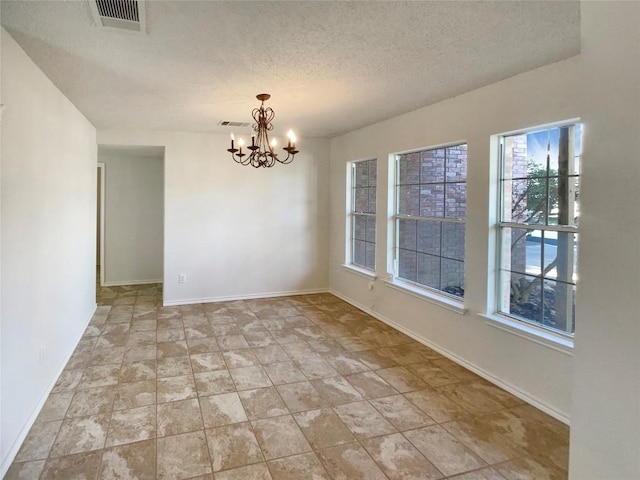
[227, 93, 299, 168]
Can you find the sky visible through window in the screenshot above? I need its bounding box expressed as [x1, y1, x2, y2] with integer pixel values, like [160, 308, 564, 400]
[527, 126, 582, 172]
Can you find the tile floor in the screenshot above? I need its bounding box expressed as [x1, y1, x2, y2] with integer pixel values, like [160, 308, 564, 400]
[6, 282, 569, 479]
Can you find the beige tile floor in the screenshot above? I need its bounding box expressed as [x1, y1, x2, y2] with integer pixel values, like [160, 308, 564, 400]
[6, 282, 569, 479]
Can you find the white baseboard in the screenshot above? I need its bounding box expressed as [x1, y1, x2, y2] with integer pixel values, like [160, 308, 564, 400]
[329, 289, 571, 426]
[103, 279, 163, 287]
[163, 287, 330, 307]
[0, 305, 96, 477]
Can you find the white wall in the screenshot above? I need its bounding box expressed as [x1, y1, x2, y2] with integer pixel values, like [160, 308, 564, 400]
[97, 130, 330, 304]
[99, 152, 164, 285]
[329, 56, 581, 421]
[569, 3, 640, 479]
[0, 28, 96, 474]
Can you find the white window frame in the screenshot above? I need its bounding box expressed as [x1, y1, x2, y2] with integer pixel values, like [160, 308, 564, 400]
[345, 158, 377, 275]
[388, 143, 467, 311]
[494, 121, 581, 339]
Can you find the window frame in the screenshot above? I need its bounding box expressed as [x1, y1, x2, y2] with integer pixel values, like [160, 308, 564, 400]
[346, 158, 377, 273]
[495, 122, 581, 338]
[391, 142, 468, 304]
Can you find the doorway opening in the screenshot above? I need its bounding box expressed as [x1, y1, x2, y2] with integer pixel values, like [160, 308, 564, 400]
[96, 145, 165, 305]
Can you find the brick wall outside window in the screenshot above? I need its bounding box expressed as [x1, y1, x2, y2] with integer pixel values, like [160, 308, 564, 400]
[395, 144, 467, 298]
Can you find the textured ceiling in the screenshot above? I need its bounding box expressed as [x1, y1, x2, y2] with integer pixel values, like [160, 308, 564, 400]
[1, 0, 580, 138]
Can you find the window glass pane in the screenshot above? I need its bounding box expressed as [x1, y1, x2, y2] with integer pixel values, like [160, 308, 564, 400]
[546, 128, 562, 173]
[526, 130, 551, 173]
[398, 154, 420, 184]
[368, 187, 377, 213]
[353, 240, 367, 267]
[506, 272, 543, 324]
[353, 215, 366, 241]
[445, 183, 466, 219]
[365, 216, 376, 243]
[417, 253, 440, 290]
[544, 279, 576, 334]
[398, 185, 420, 216]
[365, 242, 375, 271]
[553, 176, 579, 227]
[543, 231, 577, 284]
[528, 177, 550, 225]
[499, 228, 576, 330]
[398, 218, 417, 251]
[442, 223, 465, 261]
[368, 160, 377, 187]
[446, 145, 467, 182]
[503, 134, 529, 180]
[501, 227, 540, 276]
[573, 177, 580, 227]
[398, 249, 417, 283]
[504, 178, 547, 225]
[419, 184, 444, 217]
[355, 162, 369, 188]
[502, 178, 522, 222]
[420, 149, 445, 183]
[441, 258, 464, 298]
[354, 187, 369, 213]
[416, 220, 441, 255]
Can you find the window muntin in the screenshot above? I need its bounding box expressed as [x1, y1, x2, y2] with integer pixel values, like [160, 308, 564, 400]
[498, 124, 581, 335]
[350, 159, 377, 271]
[394, 144, 467, 298]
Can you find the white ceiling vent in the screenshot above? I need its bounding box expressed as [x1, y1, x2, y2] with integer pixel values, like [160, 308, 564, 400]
[89, 0, 147, 33]
[218, 121, 251, 128]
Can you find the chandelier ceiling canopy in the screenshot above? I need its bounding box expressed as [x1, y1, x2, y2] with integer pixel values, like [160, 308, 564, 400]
[227, 94, 298, 168]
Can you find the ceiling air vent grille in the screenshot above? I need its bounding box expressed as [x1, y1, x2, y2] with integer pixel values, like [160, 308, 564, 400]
[218, 121, 252, 128]
[96, 0, 139, 22]
[89, 0, 146, 33]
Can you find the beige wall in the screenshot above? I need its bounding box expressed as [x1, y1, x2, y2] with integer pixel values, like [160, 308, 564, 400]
[97, 130, 331, 304]
[329, 56, 580, 422]
[569, 2, 640, 478]
[1, 28, 97, 473]
[99, 152, 164, 285]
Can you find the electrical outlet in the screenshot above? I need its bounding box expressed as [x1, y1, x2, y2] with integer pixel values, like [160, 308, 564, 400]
[39, 346, 44, 365]
[178, 273, 187, 284]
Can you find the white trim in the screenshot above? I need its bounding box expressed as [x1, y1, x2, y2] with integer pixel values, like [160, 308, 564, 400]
[97, 162, 106, 287]
[163, 287, 329, 307]
[384, 279, 466, 315]
[0, 305, 95, 477]
[103, 279, 163, 287]
[330, 289, 570, 425]
[341, 264, 377, 280]
[481, 313, 573, 355]
[499, 221, 578, 233]
[498, 117, 582, 139]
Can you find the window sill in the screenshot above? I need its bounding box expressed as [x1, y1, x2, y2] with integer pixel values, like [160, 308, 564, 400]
[341, 264, 377, 280]
[480, 313, 574, 356]
[383, 279, 466, 315]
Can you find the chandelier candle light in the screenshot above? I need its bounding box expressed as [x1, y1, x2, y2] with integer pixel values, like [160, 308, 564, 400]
[227, 93, 299, 168]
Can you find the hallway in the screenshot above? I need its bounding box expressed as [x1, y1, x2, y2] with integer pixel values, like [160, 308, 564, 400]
[7, 283, 568, 479]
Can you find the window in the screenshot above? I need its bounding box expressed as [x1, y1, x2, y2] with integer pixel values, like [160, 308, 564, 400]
[394, 144, 467, 298]
[349, 159, 377, 271]
[498, 123, 581, 335]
